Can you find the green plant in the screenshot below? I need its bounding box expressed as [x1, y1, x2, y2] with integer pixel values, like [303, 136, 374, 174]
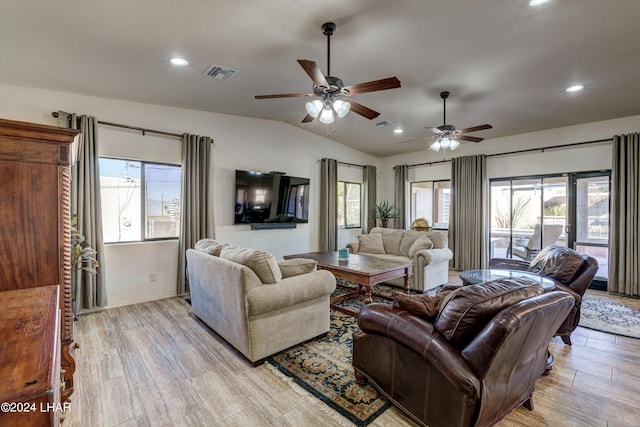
[374, 200, 398, 219]
[71, 217, 99, 275]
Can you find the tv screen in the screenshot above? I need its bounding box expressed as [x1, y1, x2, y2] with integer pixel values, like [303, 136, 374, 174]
[234, 170, 310, 224]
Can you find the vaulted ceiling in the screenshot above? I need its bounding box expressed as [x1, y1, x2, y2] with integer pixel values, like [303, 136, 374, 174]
[1, 0, 639, 156]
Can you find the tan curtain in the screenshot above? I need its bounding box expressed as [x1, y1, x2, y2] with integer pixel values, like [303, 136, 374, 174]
[362, 165, 377, 233]
[57, 111, 108, 311]
[609, 132, 639, 296]
[450, 155, 488, 270]
[177, 133, 213, 294]
[394, 164, 408, 229]
[320, 158, 338, 250]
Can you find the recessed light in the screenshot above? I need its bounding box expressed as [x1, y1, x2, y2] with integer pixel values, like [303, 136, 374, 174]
[566, 84, 584, 93]
[169, 57, 188, 66]
[529, 0, 550, 6]
[394, 129, 403, 134]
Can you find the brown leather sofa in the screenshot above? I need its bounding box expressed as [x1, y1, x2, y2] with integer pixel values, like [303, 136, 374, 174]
[489, 244, 598, 345]
[352, 279, 574, 427]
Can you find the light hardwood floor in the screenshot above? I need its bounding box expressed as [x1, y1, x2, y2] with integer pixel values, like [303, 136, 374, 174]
[66, 280, 640, 426]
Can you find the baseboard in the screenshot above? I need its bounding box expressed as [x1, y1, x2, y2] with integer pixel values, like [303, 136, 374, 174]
[78, 292, 179, 313]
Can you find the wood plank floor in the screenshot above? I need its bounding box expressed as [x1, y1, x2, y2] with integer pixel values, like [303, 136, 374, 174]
[66, 276, 640, 426]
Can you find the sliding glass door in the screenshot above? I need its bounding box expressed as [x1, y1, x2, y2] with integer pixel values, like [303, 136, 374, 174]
[570, 172, 610, 284]
[490, 171, 610, 288]
[490, 175, 567, 260]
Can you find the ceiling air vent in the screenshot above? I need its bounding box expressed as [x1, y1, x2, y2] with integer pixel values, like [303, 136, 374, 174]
[204, 65, 238, 80]
[375, 120, 393, 128]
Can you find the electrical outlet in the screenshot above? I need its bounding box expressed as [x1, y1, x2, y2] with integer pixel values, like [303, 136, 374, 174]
[149, 272, 157, 282]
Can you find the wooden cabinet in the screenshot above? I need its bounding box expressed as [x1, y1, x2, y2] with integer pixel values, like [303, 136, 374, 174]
[0, 118, 80, 403]
[0, 286, 62, 427]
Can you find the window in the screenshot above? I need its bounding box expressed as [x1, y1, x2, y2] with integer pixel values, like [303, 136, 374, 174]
[410, 180, 450, 228]
[99, 158, 181, 242]
[337, 181, 361, 229]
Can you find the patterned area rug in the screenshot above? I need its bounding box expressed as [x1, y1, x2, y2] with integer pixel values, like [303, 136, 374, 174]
[579, 290, 640, 339]
[267, 282, 403, 426]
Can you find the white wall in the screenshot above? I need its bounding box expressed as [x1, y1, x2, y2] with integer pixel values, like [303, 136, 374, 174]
[0, 84, 379, 307]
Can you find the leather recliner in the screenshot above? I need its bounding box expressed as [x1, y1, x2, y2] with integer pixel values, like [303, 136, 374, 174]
[352, 279, 574, 427]
[489, 244, 598, 345]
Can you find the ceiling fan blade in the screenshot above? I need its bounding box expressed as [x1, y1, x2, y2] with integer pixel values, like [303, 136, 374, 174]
[349, 101, 380, 120]
[455, 134, 484, 143]
[297, 59, 329, 88]
[343, 77, 401, 95]
[255, 93, 313, 99]
[426, 127, 445, 134]
[458, 124, 493, 133]
[301, 114, 314, 123]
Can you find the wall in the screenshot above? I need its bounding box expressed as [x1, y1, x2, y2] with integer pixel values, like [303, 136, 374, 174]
[0, 84, 379, 307]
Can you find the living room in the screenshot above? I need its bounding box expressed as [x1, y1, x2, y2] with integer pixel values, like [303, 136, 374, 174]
[1, 1, 639, 426]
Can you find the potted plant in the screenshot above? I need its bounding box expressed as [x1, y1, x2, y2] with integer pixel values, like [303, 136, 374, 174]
[374, 200, 398, 228]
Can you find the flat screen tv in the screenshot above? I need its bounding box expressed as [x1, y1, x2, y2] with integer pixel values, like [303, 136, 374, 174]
[234, 170, 310, 224]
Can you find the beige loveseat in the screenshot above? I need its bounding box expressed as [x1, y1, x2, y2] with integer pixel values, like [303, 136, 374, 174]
[346, 227, 453, 292]
[186, 239, 336, 365]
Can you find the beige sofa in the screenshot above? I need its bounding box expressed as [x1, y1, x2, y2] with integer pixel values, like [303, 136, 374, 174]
[346, 227, 453, 292]
[186, 239, 336, 365]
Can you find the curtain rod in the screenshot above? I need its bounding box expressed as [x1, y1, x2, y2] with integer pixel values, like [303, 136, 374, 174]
[407, 137, 612, 168]
[52, 111, 182, 139]
[337, 161, 366, 168]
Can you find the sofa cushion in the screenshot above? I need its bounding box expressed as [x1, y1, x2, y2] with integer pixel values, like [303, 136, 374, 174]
[426, 231, 447, 249]
[371, 228, 404, 255]
[277, 258, 317, 278]
[408, 235, 434, 257]
[194, 239, 228, 256]
[220, 246, 282, 284]
[399, 230, 424, 256]
[528, 245, 584, 284]
[358, 233, 386, 254]
[434, 278, 544, 349]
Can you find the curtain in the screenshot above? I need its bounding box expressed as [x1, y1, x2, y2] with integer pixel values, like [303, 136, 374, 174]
[177, 133, 213, 294]
[394, 164, 408, 229]
[362, 165, 377, 233]
[609, 133, 639, 296]
[320, 158, 338, 250]
[57, 111, 107, 311]
[450, 155, 488, 270]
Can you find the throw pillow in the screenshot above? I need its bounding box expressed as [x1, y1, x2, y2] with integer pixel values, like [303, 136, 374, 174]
[425, 231, 447, 249]
[408, 235, 434, 257]
[371, 228, 404, 255]
[220, 246, 283, 284]
[194, 239, 227, 256]
[528, 245, 584, 284]
[398, 229, 424, 256]
[358, 233, 386, 254]
[277, 258, 317, 278]
[393, 290, 452, 322]
[434, 278, 544, 349]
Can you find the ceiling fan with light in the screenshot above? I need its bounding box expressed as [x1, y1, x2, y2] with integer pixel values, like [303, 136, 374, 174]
[425, 91, 493, 152]
[254, 22, 401, 125]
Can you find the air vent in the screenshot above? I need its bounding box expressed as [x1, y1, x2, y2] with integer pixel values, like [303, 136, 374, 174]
[203, 65, 238, 80]
[375, 120, 393, 128]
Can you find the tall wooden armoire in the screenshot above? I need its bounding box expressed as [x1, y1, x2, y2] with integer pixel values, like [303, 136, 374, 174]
[0, 118, 80, 402]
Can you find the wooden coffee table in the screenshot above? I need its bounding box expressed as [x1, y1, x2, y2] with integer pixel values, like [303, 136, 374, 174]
[283, 251, 412, 315]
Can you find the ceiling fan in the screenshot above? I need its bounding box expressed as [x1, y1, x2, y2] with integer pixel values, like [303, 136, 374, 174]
[254, 22, 401, 124]
[425, 91, 493, 152]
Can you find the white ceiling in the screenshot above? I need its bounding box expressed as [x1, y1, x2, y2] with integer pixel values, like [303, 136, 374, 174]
[1, 0, 639, 157]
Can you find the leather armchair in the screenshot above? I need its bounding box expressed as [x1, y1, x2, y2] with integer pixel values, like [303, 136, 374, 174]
[489, 244, 598, 345]
[352, 280, 574, 427]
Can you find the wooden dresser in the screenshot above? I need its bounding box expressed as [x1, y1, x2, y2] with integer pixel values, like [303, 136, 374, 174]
[0, 118, 80, 403]
[0, 286, 62, 426]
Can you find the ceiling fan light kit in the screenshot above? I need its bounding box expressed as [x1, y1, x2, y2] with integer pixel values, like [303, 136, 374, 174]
[255, 22, 401, 125]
